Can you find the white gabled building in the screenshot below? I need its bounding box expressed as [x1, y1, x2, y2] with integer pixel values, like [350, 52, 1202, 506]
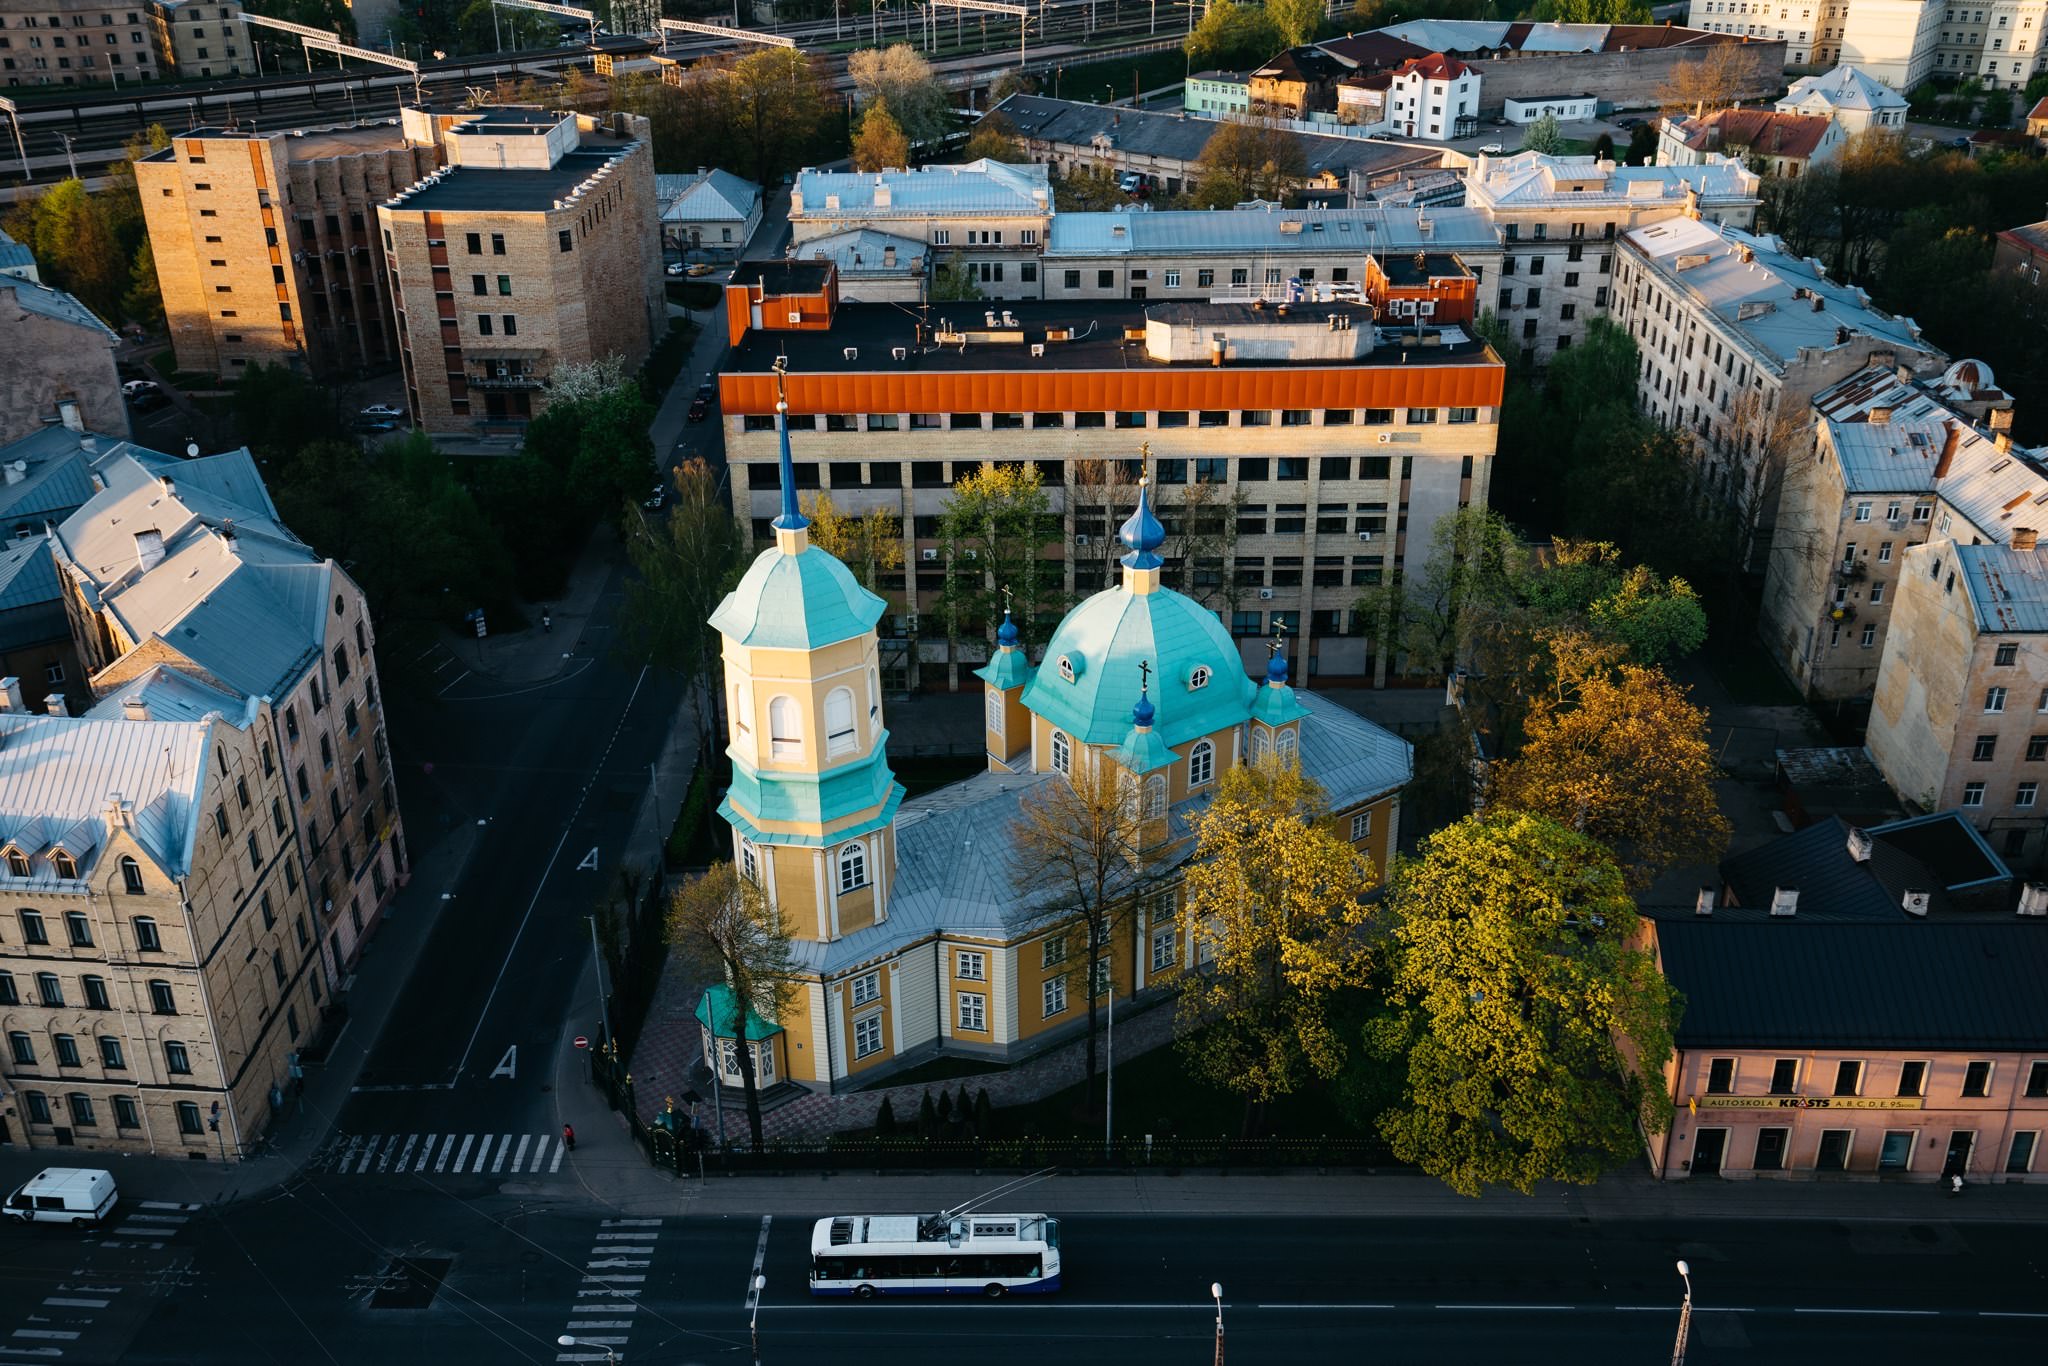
[1384, 53, 1480, 142]
[1778, 64, 1911, 135]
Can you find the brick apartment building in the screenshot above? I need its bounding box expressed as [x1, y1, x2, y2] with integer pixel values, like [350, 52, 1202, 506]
[377, 105, 663, 430]
[715, 260, 1503, 688]
[146, 0, 250, 80]
[0, 0, 160, 87]
[138, 122, 440, 379]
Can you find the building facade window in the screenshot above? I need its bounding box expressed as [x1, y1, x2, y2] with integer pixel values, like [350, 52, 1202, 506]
[1188, 739, 1214, 787]
[1042, 975, 1067, 1017]
[957, 992, 986, 1032]
[838, 842, 868, 893]
[852, 1013, 884, 1059]
[956, 951, 985, 981]
[850, 970, 880, 1007]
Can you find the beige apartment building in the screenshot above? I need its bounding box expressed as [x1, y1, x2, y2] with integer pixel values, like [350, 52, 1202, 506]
[1867, 533, 2048, 863]
[1610, 216, 1946, 562]
[378, 105, 663, 430]
[790, 160, 1053, 302]
[0, 0, 160, 86]
[51, 443, 406, 992]
[146, 0, 249, 79]
[138, 121, 440, 378]
[1686, 0, 2047, 91]
[1762, 359, 2028, 701]
[0, 677, 324, 1158]
[716, 261, 1504, 687]
[1461, 152, 1760, 369]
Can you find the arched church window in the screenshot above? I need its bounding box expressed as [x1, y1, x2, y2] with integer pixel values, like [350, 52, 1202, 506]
[1189, 739, 1215, 788]
[1051, 730, 1072, 775]
[825, 687, 858, 757]
[985, 688, 1004, 736]
[838, 841, 869, 893]
[769, 696, 803, 761]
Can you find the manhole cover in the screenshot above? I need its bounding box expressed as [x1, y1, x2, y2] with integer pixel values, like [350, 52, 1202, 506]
[370, 1255, 454, 1309]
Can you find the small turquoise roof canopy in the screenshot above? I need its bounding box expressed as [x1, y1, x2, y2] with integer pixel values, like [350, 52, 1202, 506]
[695, 983, 784, 1041]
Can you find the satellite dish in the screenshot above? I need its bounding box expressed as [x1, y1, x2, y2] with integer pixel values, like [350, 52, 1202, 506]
[185, 442, 200, 458]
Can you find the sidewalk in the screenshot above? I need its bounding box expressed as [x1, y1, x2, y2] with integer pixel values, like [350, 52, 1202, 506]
[446, 522, 624, 688]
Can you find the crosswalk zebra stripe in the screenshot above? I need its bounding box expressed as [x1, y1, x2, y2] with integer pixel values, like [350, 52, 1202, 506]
[552, 1137, 567, 1171]
[602, 1219, 662, 1227]
[490, 1134, 513, 1174]
[527, 1137, 553, 1172]
[396, 1135, 419, 1171]
[511, 1135, 531, 1172]
[443, 1134, 466, 1172]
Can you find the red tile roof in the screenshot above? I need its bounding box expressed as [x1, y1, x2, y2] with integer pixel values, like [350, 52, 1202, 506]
[2025, 96, 2048, 122]
[1394, 52, 1471, 82]
[1698, 108, 1833, 161]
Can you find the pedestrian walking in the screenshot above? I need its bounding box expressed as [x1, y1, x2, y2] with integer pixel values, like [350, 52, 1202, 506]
[562, 1123, 576, 1152]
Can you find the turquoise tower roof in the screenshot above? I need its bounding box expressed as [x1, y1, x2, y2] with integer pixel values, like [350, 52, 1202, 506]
[709, 544, 886, 650]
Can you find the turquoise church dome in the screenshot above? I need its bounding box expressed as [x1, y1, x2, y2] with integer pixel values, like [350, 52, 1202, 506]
[1021, 482, 1255, 748]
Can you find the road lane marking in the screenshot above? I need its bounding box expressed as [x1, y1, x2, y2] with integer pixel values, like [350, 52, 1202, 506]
[354, 1138, 381, 1175]
[492, 1135, 514, 1173]
[1981, 1312, 2048, 1319]
[511, 1135, 531, 1171]
[567, 1321, 634, 1330]
[396, 1135, 419, 1170]
[413, 1135, 437, 1173]
[472, 1136, 496, 1173]
[1794, 1308, 1938, 1316]
[137, 1202, 196, 1211]
[581, 1275, 646, 1285]
[445, 1135, 469, 1172]
[592, 1246, 654, 1255]
[603, 1218, 662, 1227]
[529, 1137, 553, 1172]
[41, 1300, 108, 1310]
[1435, 1304, 1574, 1311]
[743, 1215, 772, 1311]
[9, 1332, 79, 1341]
[454, 663, 645, 1081]
[552, 1140, 567, 1172]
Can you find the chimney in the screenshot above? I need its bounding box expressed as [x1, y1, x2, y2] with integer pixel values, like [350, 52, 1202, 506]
[1995, 432, 2012, 453]
[219, 521, 238, 558]
[122, 696, 149, 722]
[1846, 827, 1872, 862]
[1769, 885, 1799, 916]
[135, 529, 167, 573]
[78, 435, 96, 455]
[58, 398, 83, 432]
[2015, 527, 2040, 553]
[1694, 886, 1715, 916]
[103, 792, 129, 829]
[1, 461, 21, 486]
[1869, 405, 1891, 424]
[1901, 888, 1931, 917]
[1933, 422, 1961, 479]
[0, 678, 19, 711]
[158, 475, 175, 497]
[43, 692, 65, 717]
[2019, 882, 2048, 916]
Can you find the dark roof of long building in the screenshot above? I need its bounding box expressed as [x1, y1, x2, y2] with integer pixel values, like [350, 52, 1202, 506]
[1653, 919, 2048, 1050]
[1719, 812, 2010, 922]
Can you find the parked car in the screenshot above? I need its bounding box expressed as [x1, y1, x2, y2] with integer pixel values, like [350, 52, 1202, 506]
[121, 379, 160, 399]
[360, 403, 405, 420]
[1118, 171, 1142, 193]
[1476, 142, 1504, 154]
[687, 396, 710, 422]
[1613, 115, 1642, 129]
[687, 262, 720, 277]
[1366, 130, 1393, 140]
[4, 1168, 118, 1228]
[666, 261, 686, 277]
[644, 483, 668, 511]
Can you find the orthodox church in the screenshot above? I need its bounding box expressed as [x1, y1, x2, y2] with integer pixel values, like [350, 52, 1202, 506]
[697, 382, 1415, 1093]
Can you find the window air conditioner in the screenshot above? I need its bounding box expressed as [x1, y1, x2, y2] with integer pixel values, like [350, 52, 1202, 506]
[963, 548, 979, 560]
[1376, 432, 1393, 444]
[1257, 588, 1275, 600]
[843, 347, 858, 360]
[1074, 534, 1091, 546]
[1357, 530, 1373, 542]
[920, 548, 940, 561]
[1031, 343, 1045, 357]
[892, 347, 908, 361]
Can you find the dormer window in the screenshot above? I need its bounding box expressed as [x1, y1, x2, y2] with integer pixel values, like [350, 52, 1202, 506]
[4, 848, 27, 878]
[1188, 665, 1211, 691]
[1058, 654, 1081, 683]
[51, 850, 77, 881]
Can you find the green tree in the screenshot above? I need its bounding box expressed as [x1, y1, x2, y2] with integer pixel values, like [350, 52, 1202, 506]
[1183, 0, 1282, 72]
[1193, 118, 1308, 206]
[1353, 504, 1522, 677]
[1526, 0, 1649, 20]
[962, 110, 1026, 164]
[1268, 0, 1328, 46]
[1488, 663, 1731, 890]
[1623, 121, 1657, 165]
[803, 490, 903, 593]
[1520, 111, 1566, 156]
[6, 180, 122, 321]
[851, 99, 911, 171]
[620, 458, 743, 760]
[848, 44, 952, 148]
[457, 0, 550, 49]
[1176, 758, 1378, 1134]
[929, 249, 984, 300]
[1371, 811, 1679, 1196]
[1009, 756, 1169, 1114]
[722, 48, 832, 184]
[666, 862, 802, 1154]
[122, 238, 164, 332]
[1591, 131, 1615, 163]
[937, 464, 1057, 681]
[523, 383, 656, 521]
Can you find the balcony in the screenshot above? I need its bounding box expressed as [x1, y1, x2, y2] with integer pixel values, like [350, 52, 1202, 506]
[469, 364, 546, 391]
[1836, 558, 1867, 583]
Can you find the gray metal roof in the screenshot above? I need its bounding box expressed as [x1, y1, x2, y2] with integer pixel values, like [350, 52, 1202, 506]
[657, 167, 760, 223]
[1718, 812, 2012, 922]
[1044, 204, 1499, 258]
[794, 228, 926, 276]
[1654, 918, 2048, 1050]
[1780, 65, 1908, 114]
[793, 159, 1050, 219]
[0, 537, 59, 614]
[87, 666, 250, 726]
[1955, 542, 2048, 634]
[795, 689, 1410, 975]
[1464, 150, 1759, 211]
[0, 277, 118, 340]
[1622, 217, 1934, 370]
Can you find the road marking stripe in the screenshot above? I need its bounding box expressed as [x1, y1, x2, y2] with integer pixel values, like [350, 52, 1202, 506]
[570, 1305, 639, 1315]
[552, 1140, 567, 1172]
[529, 1137, 553, 1172]
[602, 1218, 662, 1227]
[590, 1246, 654, 1255]
[511, 1135, 531, 1172]
[122, 1214, 188, 1225]
[396, 1135, 419, 1171]
[1793, 1308, 1938, 1316]
[1434, 1304, 1574, 1311]
[1256, 1303, 1394, 1309]
[1981, 1311, 2048, 1319]
[569, 1339, 627, 1347]
[0, 1349, 64, 1359]
[556, 1355, 618, 1363]
[9, 1332, 79, 1341]
[353, 1137, 380, 1175]
[137, 1202, 198, 1211]
[581, 1275, 646, 1284]
[565, 1321, 634, 1330]
[586, 1260, 650, 1270]
[471, 1135, 495, 1173]
[491, 1134, 513, 1173]
[413, 1135, 436, 1173]
[41, 1300, 107, 1310]
[451, 1134, 475, 1171]
[744, 1215, 771, 1310]
[576, 1289, 642, 1298]
[334, 1136, 362, 1173]
[593, 1232, 657, 1241]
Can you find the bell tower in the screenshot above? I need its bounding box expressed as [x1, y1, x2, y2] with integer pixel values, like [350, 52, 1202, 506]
[975, 594, 1036, 772]
[708, 358, 905, 942]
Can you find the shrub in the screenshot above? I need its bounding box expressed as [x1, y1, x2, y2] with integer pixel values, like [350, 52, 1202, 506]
[875, 1095, 897, 1137]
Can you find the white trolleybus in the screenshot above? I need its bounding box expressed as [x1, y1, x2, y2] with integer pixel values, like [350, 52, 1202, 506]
[809, 1211, 1062, 1299]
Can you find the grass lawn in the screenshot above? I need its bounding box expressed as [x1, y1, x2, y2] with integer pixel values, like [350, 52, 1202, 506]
[994, 1022, 1365, 1143]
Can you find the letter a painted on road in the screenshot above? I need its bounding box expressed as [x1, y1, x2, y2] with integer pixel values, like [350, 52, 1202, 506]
[491, 1045, 517, 1080]
[577, 846, 600, 871]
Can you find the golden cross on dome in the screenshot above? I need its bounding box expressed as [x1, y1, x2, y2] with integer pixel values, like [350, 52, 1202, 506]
[1138, 658, 1152, 692]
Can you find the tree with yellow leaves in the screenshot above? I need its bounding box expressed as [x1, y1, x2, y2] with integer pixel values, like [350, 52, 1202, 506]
[1175, 757, 1378, 1134]
[1371, 810, 1679, 1196]
[803, 491, 903, 593]
[1486, 663, 1731, 891]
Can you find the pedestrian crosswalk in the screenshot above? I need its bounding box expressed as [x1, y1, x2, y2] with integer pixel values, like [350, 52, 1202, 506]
[98, 1201, 202, 1251]
[557, 1218, 663, 1362]
[308, 1132, 570, 1177]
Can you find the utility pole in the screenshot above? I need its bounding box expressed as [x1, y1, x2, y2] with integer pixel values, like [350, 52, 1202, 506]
[1671, 1260, 1693, 1366]
[58, 132, 78, 182]
[1212, 1282, 1225, 1365]
[0, 97, 28, 186]
[587, 914, 615, 1049]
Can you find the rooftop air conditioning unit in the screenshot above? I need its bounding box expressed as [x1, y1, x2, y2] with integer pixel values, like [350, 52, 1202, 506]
[787, 311, 803, 324]
[892, 346, 908, 361]
[1257, 588, 1275, 600]
[1376, 432, 1393, 444]
[843, 347, 858, 360]
[1357, 530, 1373, 542]
[920, 548, 939, 561]
[1031, 343, 1045, 358]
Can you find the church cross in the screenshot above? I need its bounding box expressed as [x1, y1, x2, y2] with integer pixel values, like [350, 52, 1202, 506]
[1138, 658, 1152, 693]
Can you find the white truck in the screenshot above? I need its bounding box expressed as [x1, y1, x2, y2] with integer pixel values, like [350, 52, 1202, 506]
[3, 1168, 119, 1227]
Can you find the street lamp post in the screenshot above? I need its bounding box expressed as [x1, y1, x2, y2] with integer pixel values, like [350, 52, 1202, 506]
[1211, 1281, 1224, 1366]
[1671, 1259, 1693, 1366]
[556, 1335, 618, 1364]
[750, 1273, 766, 1355]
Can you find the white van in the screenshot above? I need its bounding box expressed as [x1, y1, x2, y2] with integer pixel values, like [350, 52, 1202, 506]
[3, 1168, 119, 1227]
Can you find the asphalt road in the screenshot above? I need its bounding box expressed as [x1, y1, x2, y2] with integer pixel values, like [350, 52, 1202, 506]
[6, 1194, 2044, 1365]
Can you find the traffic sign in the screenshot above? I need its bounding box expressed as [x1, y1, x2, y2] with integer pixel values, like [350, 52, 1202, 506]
[574, 1036, 589, 1049]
